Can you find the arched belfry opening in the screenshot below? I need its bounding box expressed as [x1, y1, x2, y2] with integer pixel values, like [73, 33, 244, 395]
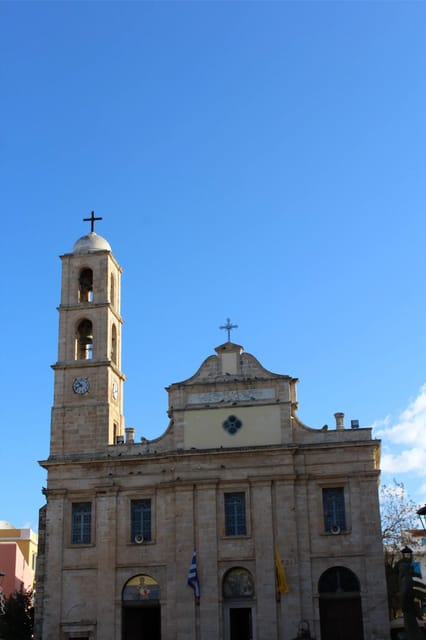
[111, 324, 117, 363]
[110, 273, 115, 307]
[318, 566, 364, 640]
[78, 268, 93, 303]
[75, 319, 93, 360]
[223, 567, 255, 640]
[122, 574, 161, 640]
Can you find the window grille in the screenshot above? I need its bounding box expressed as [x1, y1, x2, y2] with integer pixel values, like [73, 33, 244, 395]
[71, 502, 92, 544]
[322, 487, 346, 532]
[131, 499, 152, 542]
[225, 492, 247, 536]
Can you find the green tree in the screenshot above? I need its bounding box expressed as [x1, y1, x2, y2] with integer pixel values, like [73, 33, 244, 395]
[0, 590, 34, 640]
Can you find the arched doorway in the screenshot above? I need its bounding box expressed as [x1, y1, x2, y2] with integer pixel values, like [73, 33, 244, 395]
[318, 566, 364, 640]
[122, 574, 161, 640]
[223, 567, 256, 640]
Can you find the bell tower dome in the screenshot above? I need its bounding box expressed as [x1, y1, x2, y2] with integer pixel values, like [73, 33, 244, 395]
[50, 214, 125, 456]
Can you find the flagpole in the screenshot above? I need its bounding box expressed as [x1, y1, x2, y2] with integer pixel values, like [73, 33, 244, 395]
[194, 516, 200, 640]
[190, 485, 200, 640]
[272, 482, 286, 639]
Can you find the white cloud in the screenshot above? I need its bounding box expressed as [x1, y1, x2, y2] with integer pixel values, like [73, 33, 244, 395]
[381, 448, 426, 473]
[375, 384, 426, 445]
[370, 415, 391, 431]
[373, 385, 426, 501]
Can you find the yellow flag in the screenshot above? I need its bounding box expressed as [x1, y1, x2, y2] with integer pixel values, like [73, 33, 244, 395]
[275, 545, 289, 594]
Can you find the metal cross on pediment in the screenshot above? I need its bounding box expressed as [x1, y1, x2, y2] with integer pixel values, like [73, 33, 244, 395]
[220, 318, 238, 342]
[83, 211, 103, 233]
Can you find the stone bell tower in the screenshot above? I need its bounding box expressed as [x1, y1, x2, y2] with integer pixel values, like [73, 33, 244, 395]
[50, 213, 125, 456]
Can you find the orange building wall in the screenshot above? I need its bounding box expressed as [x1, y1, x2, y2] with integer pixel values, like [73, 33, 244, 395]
[0, 542, 34, 597]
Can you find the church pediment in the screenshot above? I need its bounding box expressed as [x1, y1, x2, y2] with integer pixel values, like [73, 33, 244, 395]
[167, 342, 293, 388]
[163, 343, 298, 450]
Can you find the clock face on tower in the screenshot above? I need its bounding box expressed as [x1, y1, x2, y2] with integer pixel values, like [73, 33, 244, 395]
[72, 377, 90, 395]
[112, 381, 118, 400]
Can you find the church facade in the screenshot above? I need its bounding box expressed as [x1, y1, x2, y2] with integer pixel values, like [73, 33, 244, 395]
[35, 224, 390, 640]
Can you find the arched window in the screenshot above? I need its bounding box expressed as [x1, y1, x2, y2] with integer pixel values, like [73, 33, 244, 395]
[111, 324, 117, 363]
[122, 574, 160, 602]
[223, 567, 255, 599]
[318, 566, 360, 594]
[78, 268, 93, 303]
[76, 319, 93, 360]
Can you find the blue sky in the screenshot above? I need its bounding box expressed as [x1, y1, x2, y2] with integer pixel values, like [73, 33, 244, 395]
[1, 0, 426, 531]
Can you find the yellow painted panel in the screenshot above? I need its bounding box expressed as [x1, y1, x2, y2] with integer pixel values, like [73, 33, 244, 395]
[184, 405, 281, 448]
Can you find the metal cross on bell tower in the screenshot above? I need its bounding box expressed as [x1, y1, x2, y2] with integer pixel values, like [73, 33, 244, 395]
[220, 318, 238, 342]
[83, 211, 103, 233]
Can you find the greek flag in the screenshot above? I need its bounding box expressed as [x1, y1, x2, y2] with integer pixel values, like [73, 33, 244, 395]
[187, 549, 200, 597]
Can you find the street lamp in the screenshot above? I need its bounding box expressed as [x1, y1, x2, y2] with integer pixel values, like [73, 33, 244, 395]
[417, 505, 426, 531]
[399, 547, 422, 640]
[401, 546, 414, 561]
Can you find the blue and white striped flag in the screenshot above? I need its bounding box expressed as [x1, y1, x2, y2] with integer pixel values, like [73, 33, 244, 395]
[187, 549, 200, 597]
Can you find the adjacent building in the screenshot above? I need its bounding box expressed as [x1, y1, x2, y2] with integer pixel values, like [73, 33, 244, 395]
[35, 224, 390, 640]
[407, 529, 426, 617]
[0, 520, 38, 597]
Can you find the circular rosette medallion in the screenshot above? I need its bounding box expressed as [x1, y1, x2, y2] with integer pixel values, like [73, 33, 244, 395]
[223, 415, 242, 435]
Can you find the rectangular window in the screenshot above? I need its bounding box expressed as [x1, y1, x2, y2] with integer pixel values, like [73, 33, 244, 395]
[71, 502, 92, 544]
[131, 499, 152, 542]
[225, 492, 247, 536]
[322, 487, 346, 532]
